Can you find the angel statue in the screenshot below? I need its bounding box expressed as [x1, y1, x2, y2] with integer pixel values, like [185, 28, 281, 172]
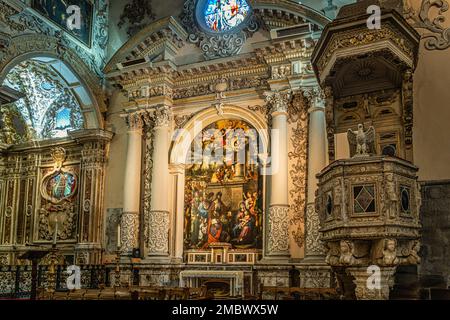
[347, 124, 375, 158]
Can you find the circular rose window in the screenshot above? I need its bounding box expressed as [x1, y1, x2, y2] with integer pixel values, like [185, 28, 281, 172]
[202, 0, 251, 32]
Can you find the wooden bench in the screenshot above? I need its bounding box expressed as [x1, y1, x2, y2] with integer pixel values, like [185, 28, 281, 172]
[261, 287, 339, 300]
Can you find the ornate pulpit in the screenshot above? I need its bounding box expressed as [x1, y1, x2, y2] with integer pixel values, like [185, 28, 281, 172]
[316, 152, 421, 299]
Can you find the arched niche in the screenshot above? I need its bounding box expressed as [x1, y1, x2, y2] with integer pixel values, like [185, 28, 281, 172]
[170, 105, 269, 165]
[0, 34, 105, 131]
[169, 105, 270, 259]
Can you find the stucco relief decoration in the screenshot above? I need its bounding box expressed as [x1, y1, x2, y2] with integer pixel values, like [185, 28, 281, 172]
[267, 206, 290, 253]
[0, 0, 109, 79]
[147, 210, 170, 255]
[180, 0, 259, 60]
[405, 0, 450, 50]
[264, 89, 292, 114]
[38, 147, 78, 241]
[2, 60, 84, 143]
[118, 0, 156, 37]
[287, 90, 310, 249]
[143, 119, 155, 249]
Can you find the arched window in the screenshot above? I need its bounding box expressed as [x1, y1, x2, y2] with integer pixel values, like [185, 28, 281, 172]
[0, 59, 84, 144]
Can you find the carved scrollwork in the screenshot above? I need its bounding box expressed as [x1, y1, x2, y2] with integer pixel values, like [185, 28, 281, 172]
[267, 205, 290, 254]
[38, 202, 77, 241]
[120, 212, 139, 254]
[180, 0, 259, 60]
[305, 204, 325, 256]
[288, 90, 309, 249]
[147, 210, 169, 255]
[406, 0, 450, 50]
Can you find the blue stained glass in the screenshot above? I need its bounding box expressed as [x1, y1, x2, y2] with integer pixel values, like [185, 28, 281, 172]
[3, 60, 84, 141]
[55, 108, 71, 130]
[47, 172, 77, 200]
[204, 0, 250, 32]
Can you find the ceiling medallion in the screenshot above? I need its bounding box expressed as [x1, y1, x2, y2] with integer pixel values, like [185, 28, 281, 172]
[352, 61, 376, 81]
[180, 0, 259, 60]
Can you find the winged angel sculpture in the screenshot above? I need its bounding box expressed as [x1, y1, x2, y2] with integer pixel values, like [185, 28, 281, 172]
[347, 124, 376, 157]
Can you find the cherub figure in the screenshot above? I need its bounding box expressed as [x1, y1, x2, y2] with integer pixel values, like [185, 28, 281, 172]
[339, 240, 355, 265]
[381, 239, 399, 266]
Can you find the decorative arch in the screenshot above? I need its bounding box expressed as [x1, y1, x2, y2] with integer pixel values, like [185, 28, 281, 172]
[0, 34, 106, 130]
[170, 104, 269, 165]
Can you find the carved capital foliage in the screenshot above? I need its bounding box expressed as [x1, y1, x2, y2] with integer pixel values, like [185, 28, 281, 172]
[153, 105, 172, 127]
[264, 89, 292, 115]
[126, 112, 145, 131]
[125, 105, 172, 130]
[267, 205, 290, 255]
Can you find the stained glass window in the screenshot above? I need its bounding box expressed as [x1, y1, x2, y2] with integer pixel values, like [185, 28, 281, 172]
[204, 0, 250, 32]
[1, 59, 83, 143]
[46, 172, 77, 200]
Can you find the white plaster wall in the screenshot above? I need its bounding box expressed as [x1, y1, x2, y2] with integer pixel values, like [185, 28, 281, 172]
[414, 43, 450, 181]
[104, 90, 128, 210]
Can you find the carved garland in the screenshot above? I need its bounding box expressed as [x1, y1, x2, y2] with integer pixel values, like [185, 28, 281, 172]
[143, 121, 155, 249]
[287, 90, 310, 249]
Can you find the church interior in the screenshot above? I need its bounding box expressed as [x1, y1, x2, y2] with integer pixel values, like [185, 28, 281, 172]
[0, 0, 449, 300]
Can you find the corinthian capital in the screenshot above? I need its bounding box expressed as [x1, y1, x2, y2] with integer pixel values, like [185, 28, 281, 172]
[264, 89, 292, 115]
[126, 112, 144, 131]
[153, 105, 172, 127]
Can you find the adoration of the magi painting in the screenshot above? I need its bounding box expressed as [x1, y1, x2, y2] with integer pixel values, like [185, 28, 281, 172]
[184, 120, 263, 250]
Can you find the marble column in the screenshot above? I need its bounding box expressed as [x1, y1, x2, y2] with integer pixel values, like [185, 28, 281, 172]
[121, 113, 143, 256]
[147, 106, 172, 259]
[170, 164, 185, 262]
[304, 92, 328, 261]
[264, 90, 292, 259]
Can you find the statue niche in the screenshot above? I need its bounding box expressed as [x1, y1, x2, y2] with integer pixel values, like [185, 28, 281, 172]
[183, 120, 263, 251]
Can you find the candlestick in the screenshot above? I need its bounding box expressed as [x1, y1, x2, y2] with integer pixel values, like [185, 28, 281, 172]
[117, 223, 121, 249]
[53, 222, 58, 246]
